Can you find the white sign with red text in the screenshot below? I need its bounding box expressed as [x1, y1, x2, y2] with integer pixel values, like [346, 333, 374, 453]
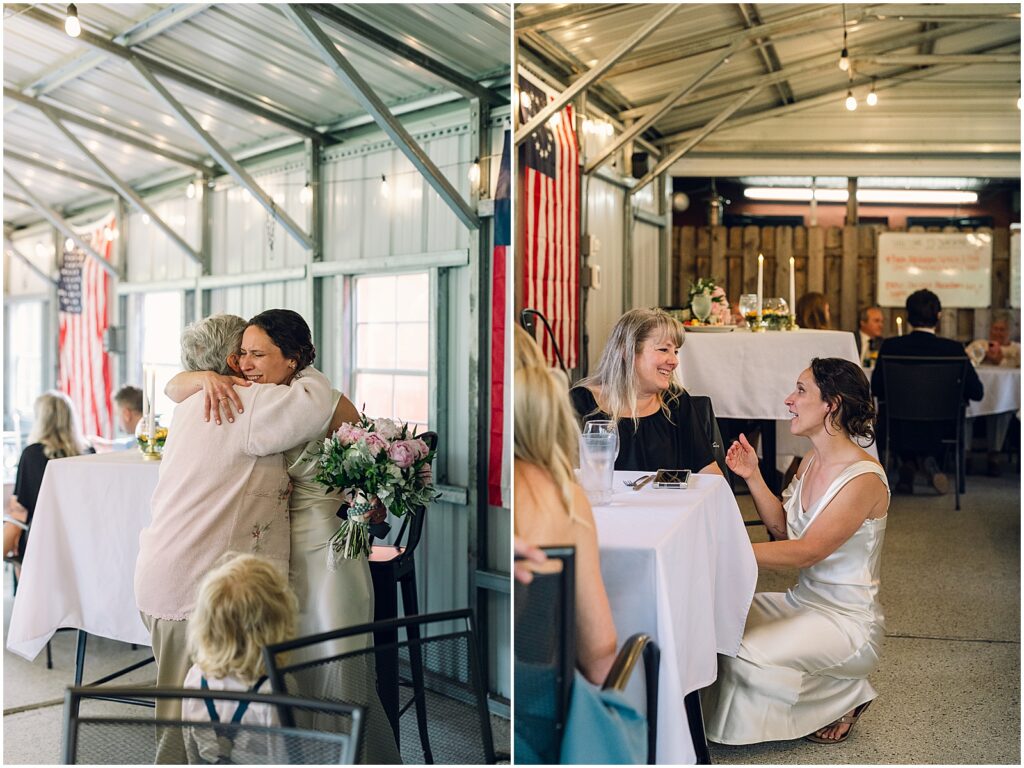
[877, 232, 992, 308]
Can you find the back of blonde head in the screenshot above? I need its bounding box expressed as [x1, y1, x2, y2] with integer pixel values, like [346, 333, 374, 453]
[579, 308, 685, 424]
[187, 554, 297, 684]
[514, 326, 580, 521]
[29, 391, 88, 459]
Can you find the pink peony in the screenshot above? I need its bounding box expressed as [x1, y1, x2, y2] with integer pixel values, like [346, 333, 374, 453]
[389, 440, 417, 469]
[364, 433, 388, 457]
[335, 423, 366, 446]
[409, 438, 430, 460]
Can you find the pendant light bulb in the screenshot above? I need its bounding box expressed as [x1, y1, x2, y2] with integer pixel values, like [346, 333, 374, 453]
[65, 4, 81, 37]
[300, 183, 313, 205]
[380, 174, 389, 199]
[186, 181, 196, 199]
[866, 89, 878, 107]
[845, 90, 857, 111]
[838, 47, 850, 71]
[468, 158, 481, 185]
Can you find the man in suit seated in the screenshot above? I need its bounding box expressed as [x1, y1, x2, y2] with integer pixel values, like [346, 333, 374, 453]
[871, 289, 984, 494]
[855, 305, 885, 368]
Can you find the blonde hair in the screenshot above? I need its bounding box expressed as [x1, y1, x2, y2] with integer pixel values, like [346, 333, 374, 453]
[29, 391, 89, 459]
[514, 326, 580, 521]
[577, 308, 685, 426]
[187, 554, 297, 685]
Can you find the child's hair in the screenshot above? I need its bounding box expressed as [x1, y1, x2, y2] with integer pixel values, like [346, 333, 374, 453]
[187, 553, 298, 685]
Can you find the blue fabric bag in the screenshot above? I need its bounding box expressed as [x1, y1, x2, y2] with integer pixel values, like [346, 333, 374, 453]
[559, 671, 648, 765]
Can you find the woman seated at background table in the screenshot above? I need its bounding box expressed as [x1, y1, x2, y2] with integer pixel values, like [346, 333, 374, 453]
[514, 325, 617, 685]
[5, 391, 92, 565]
[702, 358, 889, 746]
[570, 308, 721, 475]
[796, 292, 831, 330]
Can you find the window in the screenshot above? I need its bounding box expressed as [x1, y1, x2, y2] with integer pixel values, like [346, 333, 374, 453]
[139, 292, 184, 428]
[352, 273, 430, 430]
[8, 302, 45, 420]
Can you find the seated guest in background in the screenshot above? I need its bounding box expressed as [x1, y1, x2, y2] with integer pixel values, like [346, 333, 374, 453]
[515, 325, 617, 686]
[703, 358, 889, 746]
[570, 308, 721, 475]
[855, 305, 884, 367]
[135, 314, 332, 724]
[5, 391, 92, 564]
[114, 385, 144, 435]
[967, 312, 1021, 369]
[871, 289, 983, 494]
[182, 553, 295, 764]
[796, 292, 831, 330]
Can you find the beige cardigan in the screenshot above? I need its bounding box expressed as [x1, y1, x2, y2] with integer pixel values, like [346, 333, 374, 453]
[135, 367, 332, 620]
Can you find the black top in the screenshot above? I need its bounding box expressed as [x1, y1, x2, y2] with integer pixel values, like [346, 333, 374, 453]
[870, 331, 984, 402]
[570, 387, 716, 473]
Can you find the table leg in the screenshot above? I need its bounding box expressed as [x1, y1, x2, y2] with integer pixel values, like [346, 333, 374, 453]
[683, 690, 712, 765]
[74, 631, 87, 687]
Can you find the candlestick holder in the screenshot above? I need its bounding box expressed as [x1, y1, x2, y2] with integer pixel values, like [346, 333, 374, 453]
[752, 313, 766, 332]
[787, 317, 799, 331]
[141, 435, 162, 461]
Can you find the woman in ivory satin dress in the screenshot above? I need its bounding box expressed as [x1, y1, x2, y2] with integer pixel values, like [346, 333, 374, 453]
[702, 357, 890, 745]
[166, 309, 401, 764]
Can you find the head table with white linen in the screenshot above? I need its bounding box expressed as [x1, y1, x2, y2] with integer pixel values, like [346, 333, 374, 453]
[969, 366, 1021, 418]
[7, 451, 156, 661]
[593, 471, 757, 764]
[678, 328, 874, 481]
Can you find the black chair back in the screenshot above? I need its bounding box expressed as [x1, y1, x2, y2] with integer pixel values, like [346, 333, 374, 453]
[264, 608, 496, 765]
[62, 686, 363, 764]
[689, 395, 729, 480]
[513, 547, 575, 764]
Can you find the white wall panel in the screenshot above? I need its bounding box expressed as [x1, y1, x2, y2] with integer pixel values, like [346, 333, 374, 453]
[631, 220, 662, 309]
[8, 225, 56, 296]
[126, 191, 201, 282]
[583, 177, 625, 371]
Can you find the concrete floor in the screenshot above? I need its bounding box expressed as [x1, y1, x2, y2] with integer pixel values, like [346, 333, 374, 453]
[4, 472, 1019, 764]
[712, 471, 1021, 765]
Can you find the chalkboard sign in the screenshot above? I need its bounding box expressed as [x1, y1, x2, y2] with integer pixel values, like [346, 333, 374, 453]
[877, 232, 992, 308]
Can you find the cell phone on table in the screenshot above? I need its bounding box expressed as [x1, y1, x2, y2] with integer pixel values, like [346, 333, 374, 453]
[652, 469, 691, 489]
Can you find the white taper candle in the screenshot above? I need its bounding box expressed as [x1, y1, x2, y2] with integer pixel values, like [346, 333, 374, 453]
[756, 253, 764, 322]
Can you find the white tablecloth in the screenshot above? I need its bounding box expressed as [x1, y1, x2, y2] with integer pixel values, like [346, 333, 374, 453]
[7, 451, 157, 660]
[970, 367, 1021, 418]
[678, 328, 873, 471]
[593, 471, 757, 764]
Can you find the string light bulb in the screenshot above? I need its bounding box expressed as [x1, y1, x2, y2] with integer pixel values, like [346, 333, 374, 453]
[468, 158, 481, 185]
[845, 90, 857, 111]
[299, 183, 313, 205]
[866, 80, 878, 106]
[186, 181, 196, 199]
[838, 4, 849, 71]
[65, 4, 81, 37]
[380, 174, 389, 198]
[65, 237, 75, 251]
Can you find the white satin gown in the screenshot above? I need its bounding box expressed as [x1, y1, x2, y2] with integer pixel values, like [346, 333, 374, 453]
[285, 391, 402, 764]
[703, 457, 889, 744]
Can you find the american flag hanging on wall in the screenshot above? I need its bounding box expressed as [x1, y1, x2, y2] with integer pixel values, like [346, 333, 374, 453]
[58, 214, 114, 440]
[519, 74, 580, 370]
[488, 131, 511, 509]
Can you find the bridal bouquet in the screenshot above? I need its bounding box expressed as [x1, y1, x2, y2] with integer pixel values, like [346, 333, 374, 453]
[312, 414, 436, 564]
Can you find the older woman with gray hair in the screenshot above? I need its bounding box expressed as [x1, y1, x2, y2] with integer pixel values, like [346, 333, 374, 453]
[134, 313, 333, 724]
[570, 307, 721, 475]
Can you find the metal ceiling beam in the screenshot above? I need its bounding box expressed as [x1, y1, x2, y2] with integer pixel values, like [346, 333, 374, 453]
[514, 4, 622, 33]
[4, 194, 33, 208]
[585, 43, 742, 175]
[515, 4, 680, 146]
[4, 149, 117, 194]
[3, 87, 211, 172]
[630, 85, 763, 194]
[737, 3, 794, 106]
[854, 54, 1021, 65]
[9, 4, 321, 140]
[42, 111, 202, 265]
[684, 140, 1021, 155]
[21, 4, 211, 99]
[3, 171, 117, 278]
[4, 236, 58, 286]
[655, 44, 1018, 147]
[285, 4, 480, 231]
[615, 22, 993, 122]
[866, 4, 1020, 22]
[304, 4, 505, 106]
[129, 56, 314, 250]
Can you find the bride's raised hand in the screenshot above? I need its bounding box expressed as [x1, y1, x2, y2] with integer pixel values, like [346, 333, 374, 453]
[725, 433, 759, 479]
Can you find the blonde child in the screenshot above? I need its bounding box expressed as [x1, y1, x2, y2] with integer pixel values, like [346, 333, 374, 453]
[182, 553, 298, 764]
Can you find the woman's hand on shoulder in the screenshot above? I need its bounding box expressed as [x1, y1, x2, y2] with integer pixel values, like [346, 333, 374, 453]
[193, 371, 250, 425]
[725, 432, 759, 479]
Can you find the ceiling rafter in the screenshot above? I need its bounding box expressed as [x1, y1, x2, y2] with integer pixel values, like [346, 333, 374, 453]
[736, 3, 794, 106]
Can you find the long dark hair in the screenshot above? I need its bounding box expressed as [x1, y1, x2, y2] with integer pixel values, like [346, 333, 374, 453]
[247, 309, 316, 371]
[810, 357, 875, 444]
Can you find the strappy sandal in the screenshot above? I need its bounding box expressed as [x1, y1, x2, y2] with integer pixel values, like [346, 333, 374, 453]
[805, 700, 873, 744]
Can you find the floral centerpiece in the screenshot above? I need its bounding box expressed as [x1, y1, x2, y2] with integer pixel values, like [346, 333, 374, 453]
[311, 414, 436, 564]
[135, 420, 168, 456]
[685, 277, 731, 326]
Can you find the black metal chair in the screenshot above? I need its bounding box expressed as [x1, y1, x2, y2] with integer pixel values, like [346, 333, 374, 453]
[368, 431, 437, 749]
[514, 547, 661, 764]
[264, 608, 496, 765]
[877, 355, 969, 510]
[62, 685, 364, 764]
[520, 308, 568, 376]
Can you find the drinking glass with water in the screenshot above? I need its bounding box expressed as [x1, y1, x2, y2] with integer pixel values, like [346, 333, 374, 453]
[579, 432, 616, 506]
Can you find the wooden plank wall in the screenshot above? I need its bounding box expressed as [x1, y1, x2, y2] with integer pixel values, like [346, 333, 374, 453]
[673, 224, 1016, 341]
